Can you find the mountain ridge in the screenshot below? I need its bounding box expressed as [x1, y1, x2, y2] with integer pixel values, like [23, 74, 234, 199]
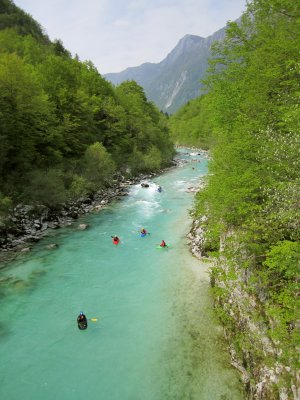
[104, 26, 227, 113]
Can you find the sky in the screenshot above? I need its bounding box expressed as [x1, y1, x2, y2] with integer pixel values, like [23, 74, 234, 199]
[14, 0, 247, 74]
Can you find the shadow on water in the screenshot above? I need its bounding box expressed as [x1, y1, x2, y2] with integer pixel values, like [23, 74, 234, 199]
[0, 321, 12, 342]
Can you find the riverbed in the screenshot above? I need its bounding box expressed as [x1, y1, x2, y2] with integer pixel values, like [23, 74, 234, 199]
[0, 149, 243, 399]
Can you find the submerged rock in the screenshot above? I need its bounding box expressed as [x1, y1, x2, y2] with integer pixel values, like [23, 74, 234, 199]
[78, 223, 88, 230]
[46, 243, 58, 249]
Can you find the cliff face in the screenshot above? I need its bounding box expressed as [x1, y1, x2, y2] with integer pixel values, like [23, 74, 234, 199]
[104, 28, 226, 114]
[211, 259, 299, 399]
[188, 218, 300, 400]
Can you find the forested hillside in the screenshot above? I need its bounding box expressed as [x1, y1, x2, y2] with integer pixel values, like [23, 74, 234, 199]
[0, 0, 174, 220]
[0, 0, 48, 42]
[168, 95, 214, 149]
[182, 0, 299, 397]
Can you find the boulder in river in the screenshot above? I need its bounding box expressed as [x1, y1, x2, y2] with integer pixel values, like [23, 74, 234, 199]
[20, 247, 31, 253]
[46, 243, 58, 249]
[78, 223, 88, 230]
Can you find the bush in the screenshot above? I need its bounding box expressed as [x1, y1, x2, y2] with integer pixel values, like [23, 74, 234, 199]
[83, 142, 116, 189]
[143, 146, 162, 171]
[68, 175, 89, 199]
[0, 192, 13, 228]
[127, 146, 145, 175]
[24, 168, 67, 207]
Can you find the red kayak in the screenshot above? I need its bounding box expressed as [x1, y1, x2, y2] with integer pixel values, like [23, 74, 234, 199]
[112, 237, 120, 245]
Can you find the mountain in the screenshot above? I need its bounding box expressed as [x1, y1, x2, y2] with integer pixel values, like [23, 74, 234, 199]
[104, 27, 226, 114]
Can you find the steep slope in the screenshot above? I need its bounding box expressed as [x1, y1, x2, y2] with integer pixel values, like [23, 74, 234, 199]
[105, 27, 226, 114]
[0, 0, 49, 43]
[0, 0, 175, 231]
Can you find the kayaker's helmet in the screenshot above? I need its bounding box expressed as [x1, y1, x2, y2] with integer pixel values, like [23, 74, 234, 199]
[80, 311, 84, 315]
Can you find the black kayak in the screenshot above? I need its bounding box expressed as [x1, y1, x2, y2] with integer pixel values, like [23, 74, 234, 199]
[77, 319, 88, 330]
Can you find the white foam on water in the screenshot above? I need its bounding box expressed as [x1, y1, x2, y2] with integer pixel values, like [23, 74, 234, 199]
[0, 150, 243, 400]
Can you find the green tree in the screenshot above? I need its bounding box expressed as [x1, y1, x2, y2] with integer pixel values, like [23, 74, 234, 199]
[261, 241, 300, 362]
[83, 142, 116, 189]
[23, 169, 67, 208]
[0, 1, 174, 216]
[115, 80, 174, 172]
[191, 0, 300, 391]
[0, 0, 49, 43]
[143, 145, 162, 171]
[168, 94, 214, 149]
[0, 52, 59, 193]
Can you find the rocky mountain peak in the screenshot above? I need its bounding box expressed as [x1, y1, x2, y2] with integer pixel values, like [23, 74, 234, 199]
[104, 25, 227, 113]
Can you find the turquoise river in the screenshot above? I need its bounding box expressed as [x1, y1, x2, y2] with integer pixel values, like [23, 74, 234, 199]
[0, 149, 243, 400]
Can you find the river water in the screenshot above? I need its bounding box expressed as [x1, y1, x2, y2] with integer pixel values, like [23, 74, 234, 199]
[0, 149, 243, 400]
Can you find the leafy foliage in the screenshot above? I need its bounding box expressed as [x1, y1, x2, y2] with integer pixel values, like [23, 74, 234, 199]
[115, 80, 175, 172]
[0, 1, 174, 213]
[175, 0, 300, 388]
[261, 241, 300, 363]
[168, 94, 215, 149]
[0, 0, 49, 43]
[83, 142, 116, 190]
[23, 169, 68, 208]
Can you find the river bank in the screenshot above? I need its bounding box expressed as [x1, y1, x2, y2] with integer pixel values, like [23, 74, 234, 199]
[0, 149, 200, 259]
[0, 149, 245, 400]
[187, 215, 300, 399]
[0, 169, 176, 259]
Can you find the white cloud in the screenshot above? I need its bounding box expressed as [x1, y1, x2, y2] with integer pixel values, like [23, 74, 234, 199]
[14, 0, 246, 73]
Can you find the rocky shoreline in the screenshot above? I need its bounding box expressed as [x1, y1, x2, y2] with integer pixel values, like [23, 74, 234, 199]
[187, 217, 299, 400]
[0, 148, 203, 264]
[0, 148, 196, 261]
[0, 171, 165, 260]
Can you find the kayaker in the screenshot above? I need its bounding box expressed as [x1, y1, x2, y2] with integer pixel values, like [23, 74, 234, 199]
[160, 240, 167, 247]
[112, 235, 120, 245]
[77, 311, 88, 330]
